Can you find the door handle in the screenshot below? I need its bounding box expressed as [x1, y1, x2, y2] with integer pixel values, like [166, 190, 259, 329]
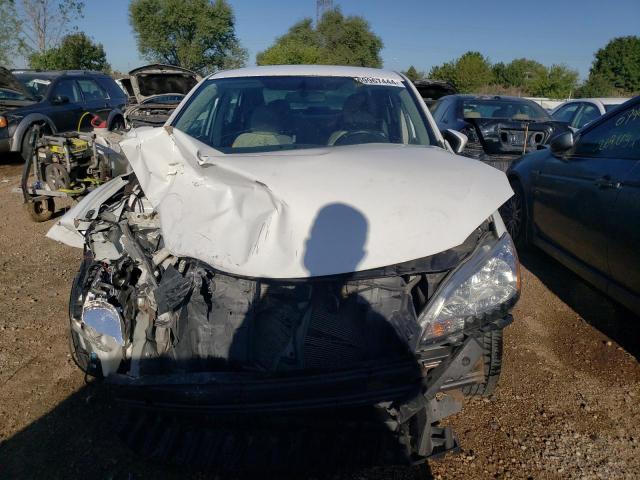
[594, 176, 621, 189]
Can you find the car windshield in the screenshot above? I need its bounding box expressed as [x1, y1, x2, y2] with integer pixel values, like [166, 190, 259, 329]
[463, 98, 549, 121]
[172, 75, 435, 154]
[14, 74, 52, 100]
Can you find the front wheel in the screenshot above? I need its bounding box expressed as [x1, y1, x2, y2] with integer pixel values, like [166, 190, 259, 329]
[463, 329, 503, 398]
[500, 180, 528, 248]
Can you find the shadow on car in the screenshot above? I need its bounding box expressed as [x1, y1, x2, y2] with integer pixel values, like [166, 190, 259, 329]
[519, 248, 640, 362]
[0, 381, 435, 478]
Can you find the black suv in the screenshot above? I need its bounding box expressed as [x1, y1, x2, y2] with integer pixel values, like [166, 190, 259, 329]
[0, 68, 127, 158]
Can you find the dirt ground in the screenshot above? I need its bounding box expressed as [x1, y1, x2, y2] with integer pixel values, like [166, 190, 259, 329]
[0, 155, 639, 479]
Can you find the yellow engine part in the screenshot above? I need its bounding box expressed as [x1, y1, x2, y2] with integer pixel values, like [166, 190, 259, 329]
[49, 138, 90, 155]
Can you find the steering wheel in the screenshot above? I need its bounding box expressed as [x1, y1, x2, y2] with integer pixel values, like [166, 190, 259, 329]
[334, 130, 388, 146]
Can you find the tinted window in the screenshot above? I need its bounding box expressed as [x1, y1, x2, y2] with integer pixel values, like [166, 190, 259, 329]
[50, 79, 82, 103]
[552, 103, 580, 122]
[16, 75, 52, 99]
[77, 79, 108, 100]
[572, 104, 600, 129]
[173, 76, 436, 154]
[573, 104, 640, 160]
[462, 98, 549, 121]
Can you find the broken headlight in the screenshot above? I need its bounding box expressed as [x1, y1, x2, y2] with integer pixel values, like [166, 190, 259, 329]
[419, 233, 520, 344]
[81, 299, 125, 352]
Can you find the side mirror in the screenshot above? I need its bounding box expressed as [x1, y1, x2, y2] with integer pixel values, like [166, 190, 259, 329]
[549, 131, 574, 156]
[51, 95, 70, 105]
[442, 128, 468, 154]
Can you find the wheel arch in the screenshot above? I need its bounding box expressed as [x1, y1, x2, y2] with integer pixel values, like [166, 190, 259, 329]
[10, 114, 57, 152]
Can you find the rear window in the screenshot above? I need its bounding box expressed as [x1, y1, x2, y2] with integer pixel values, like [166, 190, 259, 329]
[462, 98, 549, 121]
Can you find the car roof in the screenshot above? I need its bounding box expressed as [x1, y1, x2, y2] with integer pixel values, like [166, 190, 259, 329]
[448, 94, 538, 102]
[11, 70, 108, 79]
[209, 65, 405, 81]
[561, 97, 630, 105]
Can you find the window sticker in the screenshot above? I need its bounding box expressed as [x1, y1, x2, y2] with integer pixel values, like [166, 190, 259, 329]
[353, 76, 403, 87]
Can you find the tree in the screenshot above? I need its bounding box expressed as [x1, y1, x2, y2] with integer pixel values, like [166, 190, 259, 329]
[17, 0, 84, 53]
[492, 58, 547, 91]
[402, 65, 426, 82]
[257, 8, 383, 68]
[529, 64, 578, 98]
[429, 51, 493, 93]
[575, 73, 617, 98]
[29, 32, 110, 72]
[586, 36, 640, 93]
[129, 0, 247, 75]
[256, 19, 321, 65]
[0, 0, 26, 66]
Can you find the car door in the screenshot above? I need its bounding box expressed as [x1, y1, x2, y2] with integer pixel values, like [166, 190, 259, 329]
[532, 103, 639, 280]
[47, 78, 84, 132]
[599, 107, 640, 305]
[76, 78, 110, 129]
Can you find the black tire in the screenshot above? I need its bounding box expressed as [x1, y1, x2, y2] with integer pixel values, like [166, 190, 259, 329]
[463, 329, 503, 398]
[109, 116, 125, 132]
[20, 125, 38, 162]
[26, 198, 55, 222]
[500, 179, 528, 248]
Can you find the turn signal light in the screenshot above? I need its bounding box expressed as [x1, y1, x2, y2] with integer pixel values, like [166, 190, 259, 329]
[0, 116, 7, 128]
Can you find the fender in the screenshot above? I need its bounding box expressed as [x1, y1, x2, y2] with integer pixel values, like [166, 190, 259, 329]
[10, 113, 58, 151]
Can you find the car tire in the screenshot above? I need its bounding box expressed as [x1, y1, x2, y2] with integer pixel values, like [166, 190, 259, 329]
[500, 179, 528, 248]
[109, 116, 125, 132]
[25, 198, 55, 222]
[463, 329, 503, 398]
[20, 125, 38, 162]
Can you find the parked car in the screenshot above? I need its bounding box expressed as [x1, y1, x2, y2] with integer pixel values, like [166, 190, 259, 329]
[431, 94, 569, 170]
[48, 65, 519, 467]
[0, 67, 127, 159]
[119, 64, 200, 128]
[550, 97, 631, 131]
[413, 79, 457, 108]
[503, 96, 640, 313]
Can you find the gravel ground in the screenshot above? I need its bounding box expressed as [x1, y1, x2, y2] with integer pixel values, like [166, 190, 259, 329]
[0, 156, 639, 479]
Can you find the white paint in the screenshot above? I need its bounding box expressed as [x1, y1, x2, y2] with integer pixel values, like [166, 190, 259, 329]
[112, 127, 513, 278]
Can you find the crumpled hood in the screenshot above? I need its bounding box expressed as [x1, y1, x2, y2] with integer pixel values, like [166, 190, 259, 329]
[110, 128, 513, 278]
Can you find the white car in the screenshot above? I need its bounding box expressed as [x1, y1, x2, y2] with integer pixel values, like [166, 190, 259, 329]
[551, 97, 630, 130]
[48, 65, 519, 468]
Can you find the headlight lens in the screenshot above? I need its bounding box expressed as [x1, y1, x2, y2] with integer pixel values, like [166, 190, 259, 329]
[81, 299, 124, 352]
[419, 233, 519, 344]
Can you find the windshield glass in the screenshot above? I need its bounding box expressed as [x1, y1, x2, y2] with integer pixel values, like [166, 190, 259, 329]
[463, 98, 549, 121]
[173, 75, 435, 154]
[14, 74, 52, 99]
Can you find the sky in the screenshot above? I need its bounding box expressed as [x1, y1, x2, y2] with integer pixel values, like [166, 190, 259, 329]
[15, 0, 640, 79]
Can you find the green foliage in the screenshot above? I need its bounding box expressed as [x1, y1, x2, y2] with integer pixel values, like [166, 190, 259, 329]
[587, 36, 640, 93]
[529, 64, 578, 98]
[28, 32, 110, 72]
[429, 52, 493, 93]
[129, 0, 247, 74]
[492, 58, 547, 90]
[257, 8, 383, 68]
[429, 53, 579, 97]
[575, 73, 617, 98]
[256, 19, 320, 65]
[402, 65, 426, 82]
[0, 0, 26, 66]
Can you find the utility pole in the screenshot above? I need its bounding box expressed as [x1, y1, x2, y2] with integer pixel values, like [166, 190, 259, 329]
[316, 0, 333, 23]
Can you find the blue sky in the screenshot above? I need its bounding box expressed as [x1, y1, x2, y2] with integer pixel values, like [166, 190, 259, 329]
[18, 0, 640, 79]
